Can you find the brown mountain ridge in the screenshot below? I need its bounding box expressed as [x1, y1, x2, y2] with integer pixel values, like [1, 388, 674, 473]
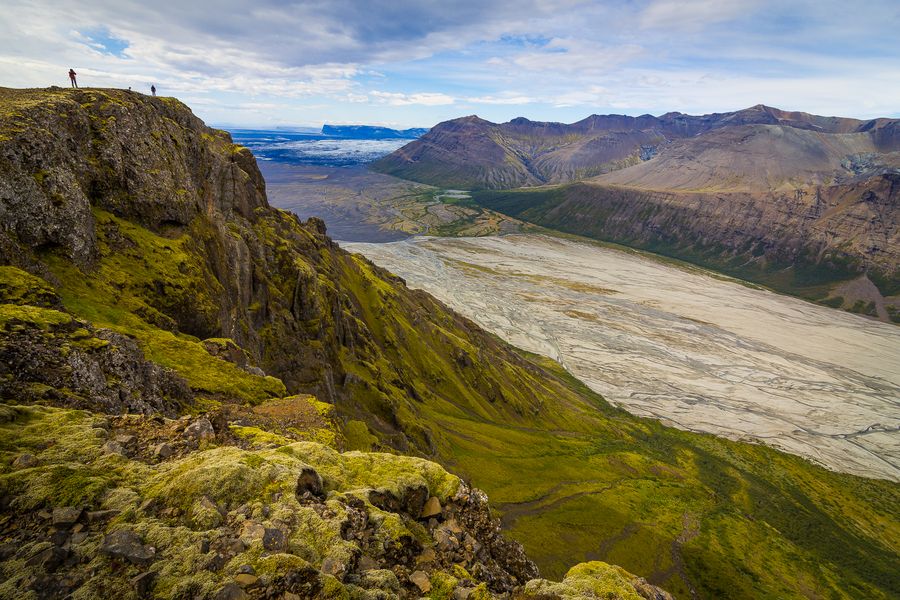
[372, 104, 900, 190]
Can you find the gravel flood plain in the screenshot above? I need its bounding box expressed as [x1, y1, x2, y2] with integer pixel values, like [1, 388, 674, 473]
[346, 234, 900, 481]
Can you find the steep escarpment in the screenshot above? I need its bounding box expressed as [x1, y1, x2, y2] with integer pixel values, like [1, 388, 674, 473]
[0, 87, 586, 442]
[474, 174, 900, 320]
[2, 89, 899, 600]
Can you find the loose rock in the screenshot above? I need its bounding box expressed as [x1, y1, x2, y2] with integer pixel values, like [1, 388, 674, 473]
[409, 570, 432, 593]
[52, 507, 82, 527]
[183, 417, 215, 441]
[152, 442, 174, 458]
[234, 573, 259, 588]
[12, 453, 39, 468]
[215, 582, 248, 600]
[101, 440, 125, 455]
[421, 496, 442, 519]
[100, 529, 156, 566]
[130, 571, 156, 597]
[296, 466, 323, 499]
[262, 527, 287, 551]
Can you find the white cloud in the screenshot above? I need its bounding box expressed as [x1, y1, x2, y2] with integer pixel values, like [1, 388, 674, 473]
[639, 0, 762, 31]
[370, 91, 456, 106]
[0, 0, 897, 126]
[468, 94, 536, 105]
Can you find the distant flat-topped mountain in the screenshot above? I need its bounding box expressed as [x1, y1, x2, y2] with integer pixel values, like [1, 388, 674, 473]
[321, 123, 428, 139]
[372, 105, 900, 190]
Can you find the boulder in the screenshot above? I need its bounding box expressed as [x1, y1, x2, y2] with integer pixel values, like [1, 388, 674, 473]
[153, 442, 174, 459]
[183, 417, 215, 441]
[51, 507, 82, 527]
[262, 527, 287, 551]
[12, 453, 39, 468]
[100, 529, 156, 565]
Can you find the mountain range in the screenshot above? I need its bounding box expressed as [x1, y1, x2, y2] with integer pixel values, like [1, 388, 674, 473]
[373, 105, 900, 189]
[374, 106, 900, 321]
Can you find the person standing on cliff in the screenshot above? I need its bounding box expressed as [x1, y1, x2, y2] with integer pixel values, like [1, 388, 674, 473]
[151, 85, 156, 97]
[68, 69, 77, 88]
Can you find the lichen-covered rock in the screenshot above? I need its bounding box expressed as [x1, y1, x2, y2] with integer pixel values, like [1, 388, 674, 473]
[0, 295, 192, 415]
[100, 529, 157, 566]
[519, 562, 674, 600]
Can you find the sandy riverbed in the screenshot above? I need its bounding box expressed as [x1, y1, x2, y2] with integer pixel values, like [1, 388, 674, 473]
[345, 234, 900, 481]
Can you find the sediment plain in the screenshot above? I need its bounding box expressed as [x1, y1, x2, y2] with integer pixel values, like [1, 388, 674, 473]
[347, 234, 900, 481]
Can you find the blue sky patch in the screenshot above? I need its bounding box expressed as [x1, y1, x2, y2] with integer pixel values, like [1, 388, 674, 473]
[79, 27, 129, 58]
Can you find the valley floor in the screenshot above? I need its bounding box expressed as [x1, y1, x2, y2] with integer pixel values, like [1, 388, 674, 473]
[346, 234, 900, 482]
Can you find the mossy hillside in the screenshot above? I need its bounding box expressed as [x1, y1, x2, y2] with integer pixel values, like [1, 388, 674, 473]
[0, 404, 483, 599]
[37, 212, 285, 405]
[0, 265, 61, 307]
[410, 356, 900, 600]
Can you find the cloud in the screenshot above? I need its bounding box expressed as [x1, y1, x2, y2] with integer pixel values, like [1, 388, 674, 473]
[370, 91, 456, 106]
[639, 0, 762, 31]
[502, 38, 645, 75]
[467, 94, 536, 105]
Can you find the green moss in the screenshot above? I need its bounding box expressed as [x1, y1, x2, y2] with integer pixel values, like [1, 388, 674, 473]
[0, 266, 59, 307]
[0, 402, 479, 598]
[42, 223, 287, 404]
[521, 561, 644, 600]
[342, 420, 378, 451]
[0, 304, 72, 330]
[230, 425, 292, 448]
[428, 571, 459, 600]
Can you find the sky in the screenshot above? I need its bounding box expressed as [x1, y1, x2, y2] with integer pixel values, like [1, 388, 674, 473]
[1, 0, 898, 128]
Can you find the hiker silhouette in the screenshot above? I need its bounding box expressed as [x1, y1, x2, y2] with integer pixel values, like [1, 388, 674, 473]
[68, 69, 77, 88]
[151, 85, 156, 97]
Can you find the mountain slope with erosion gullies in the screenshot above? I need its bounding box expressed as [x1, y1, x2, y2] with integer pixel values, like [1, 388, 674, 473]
[372, 104, 900, 191]
[473, 171, 900, 321]
[0, 88, 898, 599]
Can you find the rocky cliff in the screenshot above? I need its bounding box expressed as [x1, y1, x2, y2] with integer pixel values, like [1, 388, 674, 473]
[2, 88, 898, 600]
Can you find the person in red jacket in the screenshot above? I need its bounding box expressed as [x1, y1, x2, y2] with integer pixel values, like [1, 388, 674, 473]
[68, 69, 77, 88]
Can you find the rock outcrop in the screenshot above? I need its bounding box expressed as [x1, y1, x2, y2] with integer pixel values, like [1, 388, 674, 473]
[0, 403, 548, 599]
